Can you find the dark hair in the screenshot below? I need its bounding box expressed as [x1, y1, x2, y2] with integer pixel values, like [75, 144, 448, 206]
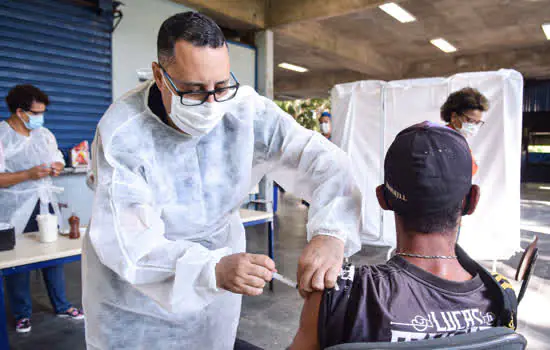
[157, 11, 226, 65]
[400, 202, 462, 234]
[6, 84, 49, 114]
[440, 87, 489, 123]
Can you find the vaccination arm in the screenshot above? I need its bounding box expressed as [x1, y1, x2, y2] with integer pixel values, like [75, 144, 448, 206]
[289, 292, 322, 350]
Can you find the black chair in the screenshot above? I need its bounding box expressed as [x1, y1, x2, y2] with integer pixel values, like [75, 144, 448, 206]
[515, 236, 539, 304]
[325, 327, 527, 350]
[234, 338, 263, 350]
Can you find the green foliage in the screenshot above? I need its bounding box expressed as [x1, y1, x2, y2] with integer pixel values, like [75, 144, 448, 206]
[275, 98, 331, 131]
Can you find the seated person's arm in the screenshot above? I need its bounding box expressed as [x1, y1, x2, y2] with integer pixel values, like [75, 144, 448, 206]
[0, 171, 28, 188]
[291, 263, 357, 350]
[290, 292, 323, 350]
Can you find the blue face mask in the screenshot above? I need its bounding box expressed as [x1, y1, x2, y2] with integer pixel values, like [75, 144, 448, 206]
[19, 112, 45, 130]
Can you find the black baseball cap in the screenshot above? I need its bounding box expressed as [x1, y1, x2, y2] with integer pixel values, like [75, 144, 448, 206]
[384, 121, 472, 217]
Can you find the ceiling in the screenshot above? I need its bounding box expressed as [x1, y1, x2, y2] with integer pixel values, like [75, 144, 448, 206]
[323, 0, 548, 60]
[175, 0, 550, 99]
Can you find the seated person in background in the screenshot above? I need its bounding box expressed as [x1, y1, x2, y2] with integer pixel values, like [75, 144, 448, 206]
[290, 121, 517, 350]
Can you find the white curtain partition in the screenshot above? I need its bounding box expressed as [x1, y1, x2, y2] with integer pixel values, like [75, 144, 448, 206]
[331, 70, 523, 260]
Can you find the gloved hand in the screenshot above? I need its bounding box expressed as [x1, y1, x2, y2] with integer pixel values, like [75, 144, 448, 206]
[297, 235, 344, 298]
[215, 253, 276, 296]
[27, 164, 51, 180]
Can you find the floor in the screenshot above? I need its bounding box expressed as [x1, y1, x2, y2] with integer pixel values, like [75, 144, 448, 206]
[4, 184, 550, 349]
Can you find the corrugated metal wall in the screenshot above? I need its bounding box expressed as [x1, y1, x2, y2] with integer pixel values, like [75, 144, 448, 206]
[0, 0, 112, 150]
[524, 80, 550, 113]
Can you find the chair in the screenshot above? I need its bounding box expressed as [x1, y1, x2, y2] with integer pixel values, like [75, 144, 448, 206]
[515, 236, 539, 304]
[325, 327, 527, 350]
[234, 338, 263, 350]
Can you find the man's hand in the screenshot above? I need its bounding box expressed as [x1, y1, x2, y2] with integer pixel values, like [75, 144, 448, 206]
[27, 164, 51, 180]
[50, 162, 64, 177]
[216, 253, 276, 296]
[297, 235, 344, 297]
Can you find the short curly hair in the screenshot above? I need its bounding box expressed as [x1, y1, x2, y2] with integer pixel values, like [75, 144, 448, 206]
[6, 84, 49, 114]
[440, 87, 489, 123]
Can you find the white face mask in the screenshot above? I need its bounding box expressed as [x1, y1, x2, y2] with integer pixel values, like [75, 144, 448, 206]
[458, 122, 481, 138]
[163, 76, 226, 136]
[320, 122, 330, 134]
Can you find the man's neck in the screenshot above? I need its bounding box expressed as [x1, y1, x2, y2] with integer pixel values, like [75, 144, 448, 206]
[6, 115, 30, 137]
[395, 223, 472, 282]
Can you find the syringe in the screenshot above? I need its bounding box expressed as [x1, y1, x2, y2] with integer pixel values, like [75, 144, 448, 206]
[272, 272, 298, 289]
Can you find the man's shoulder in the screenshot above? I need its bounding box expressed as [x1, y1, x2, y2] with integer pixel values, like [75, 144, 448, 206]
[318, 260, 420, 347]
[104, 84, 149, 120]
[322, 260, 409, 316]
[98, 83, 151, 142]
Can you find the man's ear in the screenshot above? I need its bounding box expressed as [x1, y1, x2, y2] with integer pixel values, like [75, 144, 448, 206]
[152, 62, 165, 90]
[376, 185, 391, 211]
[462, 185, 480, 216]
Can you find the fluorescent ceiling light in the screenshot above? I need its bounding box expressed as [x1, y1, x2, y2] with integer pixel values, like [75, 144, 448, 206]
[539, 186, 550, 190]
[278, 62, 308, 73]
[543, 23, 550, 40]
[430, 38, 457, 53]
[379, 2, 416, 23]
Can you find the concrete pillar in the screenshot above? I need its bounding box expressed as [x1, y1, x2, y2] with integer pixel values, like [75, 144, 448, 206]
[255, 30, 274, 99]
[254, 30, 275, 210]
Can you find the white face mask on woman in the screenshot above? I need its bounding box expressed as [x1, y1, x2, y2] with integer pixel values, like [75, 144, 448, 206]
[163, 75, 226, 136]
[458, 122, 481, 139]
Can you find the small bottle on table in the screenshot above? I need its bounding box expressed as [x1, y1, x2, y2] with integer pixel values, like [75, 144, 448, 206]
[68, 213, 80, 239]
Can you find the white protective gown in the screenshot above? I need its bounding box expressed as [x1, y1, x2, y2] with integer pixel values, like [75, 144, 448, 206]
[0, 122, 64, 234]
[83, 82, 362, 350]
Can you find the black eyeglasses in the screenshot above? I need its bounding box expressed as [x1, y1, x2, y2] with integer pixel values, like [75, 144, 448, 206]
[160, 64, 240, 106]
[24, 109, 47, 116]
[461, 114, 486, 127]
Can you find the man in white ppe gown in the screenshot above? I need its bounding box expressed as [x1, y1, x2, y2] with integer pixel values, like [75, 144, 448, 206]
[83, 12, 361, 350]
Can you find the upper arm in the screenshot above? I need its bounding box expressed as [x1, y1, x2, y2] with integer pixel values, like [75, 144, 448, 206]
[290, 263, 357, 350]
[290, 292, 323, 350]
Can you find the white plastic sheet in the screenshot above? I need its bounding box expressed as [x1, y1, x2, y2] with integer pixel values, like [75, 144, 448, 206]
[331, 70, 523, 260]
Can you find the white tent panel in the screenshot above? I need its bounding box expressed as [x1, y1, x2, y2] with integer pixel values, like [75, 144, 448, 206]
[448, 71, 523, 260]
[331, 81, 385, 243]
[331, 70, 523, 260]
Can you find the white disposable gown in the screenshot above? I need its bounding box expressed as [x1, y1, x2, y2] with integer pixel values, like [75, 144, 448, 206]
[0, 122, 65, 234]
[83, 82, 361, 350]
